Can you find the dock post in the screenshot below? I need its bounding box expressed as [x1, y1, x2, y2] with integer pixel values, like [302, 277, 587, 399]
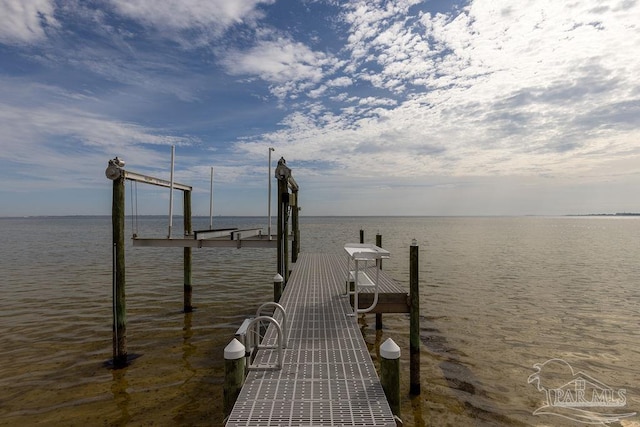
[273, 273, 284, 303]
[380, 338, 401, 417]
[223, 338, 246, 417]
[275, 158, 291, 283]
[409, 239, 421, 395]
[277, 174, 284, 280]
[283, 196, 289, 282]
[107, 158, 127, 368]
[183, 190, 193, 313]
[375, 233, 383, 330]
[291, 189, 300, 263]
[359, 229, 364, 244]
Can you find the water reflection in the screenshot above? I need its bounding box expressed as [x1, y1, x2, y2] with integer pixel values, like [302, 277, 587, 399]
[111, 369, 131, 425]
[175, 311, 200, 424]
[182, 311, 196, 368]
[411, 394, 425, 426]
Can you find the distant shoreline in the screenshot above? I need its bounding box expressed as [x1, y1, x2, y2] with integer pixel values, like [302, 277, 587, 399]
[567, 212, 640, 217]
[1, 213, 639, 219]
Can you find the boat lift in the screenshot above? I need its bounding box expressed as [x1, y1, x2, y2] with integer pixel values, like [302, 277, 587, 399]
[105, 150, 300, 368]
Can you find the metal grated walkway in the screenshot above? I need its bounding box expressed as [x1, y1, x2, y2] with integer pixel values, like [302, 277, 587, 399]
[226, 253, 397, 427]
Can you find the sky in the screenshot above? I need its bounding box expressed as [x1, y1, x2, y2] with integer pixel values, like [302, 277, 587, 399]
[1, 0, 639, 217]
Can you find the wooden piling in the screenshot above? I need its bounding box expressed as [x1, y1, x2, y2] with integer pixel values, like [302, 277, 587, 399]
[375, 312, 383, 330]
[380, 338, 401, 417]
[273, 273, 284, 303]
[276, 166, 284, 280]
[409, 240, 421, 395]
[375, 233, 383, 330]
[183, 190, 193, 313]
[276, 158, 291, 283]
[223, 338, 246, 417]
[291, 191, 300, 264]
[359, 229, 364, 244]
[112, 172, 127, 368]
[283, 189, 290, 283]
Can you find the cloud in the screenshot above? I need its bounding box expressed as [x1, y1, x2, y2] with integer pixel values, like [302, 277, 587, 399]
[336, 0, 640, 103]
[0, 0, 58, 44]
[109, 0, 274, 33]
[231, 0, 640, 184]
[222, 38, 342, 99]
[0, 78, 196, 190]
[358, 97, 397, 107]
[342, 0, 423, 65]
[0, 104, 190, 154]
[62, 46, 205, 102]
[327, 76, 353, 87]
[1, 0, 639, 215]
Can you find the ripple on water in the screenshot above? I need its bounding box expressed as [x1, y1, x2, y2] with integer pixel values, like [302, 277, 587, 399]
[2, 216, 640, 426]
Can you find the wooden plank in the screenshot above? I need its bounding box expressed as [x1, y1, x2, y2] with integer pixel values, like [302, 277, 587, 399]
[348, 264, 410, 313]
[353, 293, 410, 314]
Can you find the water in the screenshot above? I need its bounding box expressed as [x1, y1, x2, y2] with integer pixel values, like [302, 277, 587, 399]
[1, 216, 639, 426]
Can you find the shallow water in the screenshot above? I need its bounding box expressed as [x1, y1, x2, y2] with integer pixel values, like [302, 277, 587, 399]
[1, 216, 639, 426]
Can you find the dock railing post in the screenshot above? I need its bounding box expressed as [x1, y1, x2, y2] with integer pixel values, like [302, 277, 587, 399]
[107, 157, 127, 368]
[410, 239, 421, 395]
[183, 190, 193, 313]
[380, 338, 401, 417]
[224, 338, 246, 418]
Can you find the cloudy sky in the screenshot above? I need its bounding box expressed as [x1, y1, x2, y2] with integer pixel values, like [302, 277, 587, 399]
[1, 0, 639, 216]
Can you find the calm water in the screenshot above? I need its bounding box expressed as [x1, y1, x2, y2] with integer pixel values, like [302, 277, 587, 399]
[1, 216, 639, 426]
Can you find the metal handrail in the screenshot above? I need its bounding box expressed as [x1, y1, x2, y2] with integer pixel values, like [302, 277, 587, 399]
[353, 259, 381, 314]
[344, 243, 390, 316]
[246, 315, 283, 371]
[256, 302, 287, 349]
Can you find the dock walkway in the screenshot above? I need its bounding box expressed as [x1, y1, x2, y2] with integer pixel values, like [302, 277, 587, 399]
[225, 252, 400, 427]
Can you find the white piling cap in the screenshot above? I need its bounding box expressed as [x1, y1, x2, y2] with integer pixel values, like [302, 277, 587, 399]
[224, 338, 245, 360]
[380, 338, 401, 360]
[273, 273, 284, 283]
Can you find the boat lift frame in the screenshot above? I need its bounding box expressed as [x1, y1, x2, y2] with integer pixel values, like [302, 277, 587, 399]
[106, 154, 300, 368]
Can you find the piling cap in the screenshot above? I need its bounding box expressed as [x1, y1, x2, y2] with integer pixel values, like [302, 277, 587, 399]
[224, 338, 245, 360]
[380, 338, 401, 359]
[273, 273, 284, 283]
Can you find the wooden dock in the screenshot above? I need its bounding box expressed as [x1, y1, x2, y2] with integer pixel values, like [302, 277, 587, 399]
[225, 252, 407, 427]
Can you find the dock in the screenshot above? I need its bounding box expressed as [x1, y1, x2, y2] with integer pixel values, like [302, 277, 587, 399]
[105, 156, 419, 417]
[226, 252, 407, 427]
